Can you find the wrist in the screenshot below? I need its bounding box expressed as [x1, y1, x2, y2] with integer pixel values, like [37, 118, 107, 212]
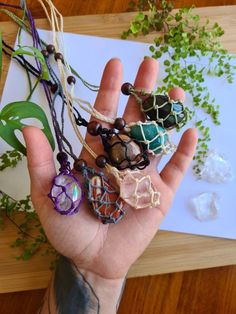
[40, 255, 126, 314]
[78, 268, 126, 314]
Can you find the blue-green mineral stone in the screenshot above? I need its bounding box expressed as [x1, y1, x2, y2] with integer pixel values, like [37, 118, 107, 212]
[129, 122, 168, 154]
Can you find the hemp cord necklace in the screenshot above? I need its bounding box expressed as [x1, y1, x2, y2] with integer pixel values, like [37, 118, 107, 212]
[37, 0, 166, 215]
[1, 0, 189, 223]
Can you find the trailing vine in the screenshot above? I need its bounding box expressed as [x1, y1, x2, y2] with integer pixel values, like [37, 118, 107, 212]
[122, 0, 236, 175]
[0, 189, 57, 267]
[0, 150, 23, 171]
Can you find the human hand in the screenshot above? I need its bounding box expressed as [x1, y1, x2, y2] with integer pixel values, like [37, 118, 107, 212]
[23, 58, 197, 313]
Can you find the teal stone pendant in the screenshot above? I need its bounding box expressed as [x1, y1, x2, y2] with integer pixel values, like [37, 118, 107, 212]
[128, 121, 172, 155]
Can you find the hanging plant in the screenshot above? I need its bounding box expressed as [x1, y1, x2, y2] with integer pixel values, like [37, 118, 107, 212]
[122, 0, 236, 175]
[0, 190, 57, 265]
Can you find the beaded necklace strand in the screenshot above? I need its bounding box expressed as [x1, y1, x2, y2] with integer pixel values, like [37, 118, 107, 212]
[1, 0, 190, 223]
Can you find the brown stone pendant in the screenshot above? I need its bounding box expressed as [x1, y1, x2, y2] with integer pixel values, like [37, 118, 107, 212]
[104, 134, 146, 170]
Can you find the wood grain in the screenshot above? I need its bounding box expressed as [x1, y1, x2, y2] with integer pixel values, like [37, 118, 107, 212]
[2, 265, 236, 314]
[0, 1, 236, 314]
[1, 0, 236, 21]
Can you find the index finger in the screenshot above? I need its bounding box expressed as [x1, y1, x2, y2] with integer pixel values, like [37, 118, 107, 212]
[123, 58, 159, 123]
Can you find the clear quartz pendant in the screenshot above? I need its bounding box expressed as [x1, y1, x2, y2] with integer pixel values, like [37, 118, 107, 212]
[49, 169, 83, 216]
[119, 171, 160, 209]
[190, 192, 220, 221]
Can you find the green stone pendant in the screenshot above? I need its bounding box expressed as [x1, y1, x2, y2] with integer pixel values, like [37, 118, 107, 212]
[128, 121, 169, 155]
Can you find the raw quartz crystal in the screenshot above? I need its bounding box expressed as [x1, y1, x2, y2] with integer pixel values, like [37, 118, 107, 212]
[49, 172, 83, 215]
[190, 192, 220, 221]
[119, 171, 160, 209]
[200, 150, 234, 183]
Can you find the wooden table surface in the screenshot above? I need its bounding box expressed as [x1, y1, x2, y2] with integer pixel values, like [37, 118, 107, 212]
[1, 1, 236, 314]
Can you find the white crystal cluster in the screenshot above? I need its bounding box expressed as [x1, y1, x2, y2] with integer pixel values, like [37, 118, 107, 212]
[189, 150, 234, 222]
[200, 150, 234, 184]
[190, 192, 220, 222]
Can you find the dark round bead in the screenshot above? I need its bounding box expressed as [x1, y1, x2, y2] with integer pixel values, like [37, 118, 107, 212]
[74, 159, 87, 172]
[95, 155, 107, 168]
[46, 44, 55, 54]
[67, 76, 76, 85]
[121, 82, 134, 96]
[57, 152, 68, 164]
[54, 52, 64, 62]
[51, 83, 58, 94]
[87, 121, 102, 136]
[41, 49, 49, 58]
[101, 128, 109, 134]
[114, 117, 126, 130]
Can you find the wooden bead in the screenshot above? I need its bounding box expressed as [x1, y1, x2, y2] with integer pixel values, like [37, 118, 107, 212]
[74, 159, 87, 172]
[95, 155, 107, 168]
[114, 117, 126, 130]
[46, 44, 55, 54]
[51, 83, 58, 94]
[57, 152, 68, 163]
[67, 76, 76, 85]
[121, 82, 133, 95]
[87, 121, 102, 136]
[41, 49, 49, 58]
[54, 52, 64, 62]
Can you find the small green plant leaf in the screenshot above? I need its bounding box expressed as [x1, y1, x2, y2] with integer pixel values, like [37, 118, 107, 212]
[0, 150, 23, 171]
[0, 101, 55, 155]
[135, 12, 145, 21]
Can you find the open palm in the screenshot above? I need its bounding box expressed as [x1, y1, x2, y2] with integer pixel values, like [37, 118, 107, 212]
[23, 58, 197, 280]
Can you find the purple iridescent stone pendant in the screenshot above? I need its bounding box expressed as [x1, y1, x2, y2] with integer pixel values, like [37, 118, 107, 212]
[48, 152, 83, 215]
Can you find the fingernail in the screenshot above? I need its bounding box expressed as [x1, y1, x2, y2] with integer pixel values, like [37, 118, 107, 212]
[110, 57, 121, 62]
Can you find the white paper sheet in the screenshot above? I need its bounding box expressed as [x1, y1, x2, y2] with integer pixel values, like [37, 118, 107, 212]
[0, 29, 236, 239]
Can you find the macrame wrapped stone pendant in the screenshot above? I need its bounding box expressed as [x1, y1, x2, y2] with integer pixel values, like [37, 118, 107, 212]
[141, 94, 186, 129]
[119, 171, 160, 209]
[104, 134, 149, 170]
[88, 174, 125, 224]
[49, 169, 83, 216]
[49, 152, 83, 215]
[128, 121, 169, 155]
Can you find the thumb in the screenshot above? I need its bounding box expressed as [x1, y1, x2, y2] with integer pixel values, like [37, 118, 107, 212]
[22, 126, 56, 200]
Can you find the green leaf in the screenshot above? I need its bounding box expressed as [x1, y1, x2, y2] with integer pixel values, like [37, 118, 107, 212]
[12, 46, 49, 81]
[130, 22, 140, 34]
[135, 12, 145, 21]
[0, 150, 23, 171]
[164, 60, 170, 66]
[0, 101, 55, 155]
[149, 45, 155, 53]
[193, 15, 200, 22]
[175, 13, 182, 22]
